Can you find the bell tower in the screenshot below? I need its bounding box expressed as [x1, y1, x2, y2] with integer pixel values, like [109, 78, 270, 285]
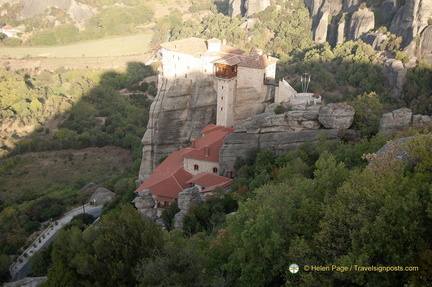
[213, 58, 239, 127]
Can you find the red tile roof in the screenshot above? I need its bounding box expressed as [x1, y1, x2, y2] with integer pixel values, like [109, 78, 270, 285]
[183, 126, 235, 162]
[135, 149, 193, 202]
[135, 124, 235, 202]
[187, 172, 234, 192]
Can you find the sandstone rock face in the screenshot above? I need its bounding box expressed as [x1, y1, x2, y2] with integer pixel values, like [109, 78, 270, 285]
[420, 25, 432, 66]
[139, 77, 217, 181]
[229, 0, 270, 17]
[362, 32, 389, 50]
[314, 11, 329, 43]
[10, 0, 94, 22]
[381, 0, 399, 25]
[379, 108, 413, 134]
[412, 114, 432, 126]
[174, 187, 202, 229]
[235, 104, 322, 134]
[389, 0, 432, 48]
[382, 58, 407, 98]
[318, 103, 355, 129]
[89, 187, 115, 206]
[134, 189, 157, 221]
[219, 129, 356, 175]
[229, 0, 244, 17]
[245, 0, 271, 17]
[347, 9, 375, 41]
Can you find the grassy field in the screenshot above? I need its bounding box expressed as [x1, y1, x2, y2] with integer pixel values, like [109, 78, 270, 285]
[0, 147, 132, 201]
[0, 33, 153, 58]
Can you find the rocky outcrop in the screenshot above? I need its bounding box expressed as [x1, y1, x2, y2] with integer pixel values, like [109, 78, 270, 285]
[412, 114, 432, 126]
[134, 189, 157, 221]
[382, 58, 408, 98]
[235, 104, 322, 133]
[420, 25, 432, 66]
[229, 0, 244, 18]
[389, 0, 432, 48]
[173, 187, 202, 229]
[5, 0, 94, 22]
[347, 9, 375, 41]
[228, 0, 270, 18]
[139, 76, 217, 181]
[318, 103, 355, 129]
[314, 11, 329, 43]
[362, 32, 389, 50]
[378, 107, 413, 133]
[245, 0, 271, 17]
[219, 129, 356, 174]
[88, 187, 115, 206]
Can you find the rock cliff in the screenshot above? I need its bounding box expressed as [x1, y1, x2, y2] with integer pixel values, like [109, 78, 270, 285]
[219, 104, 357, 174]
[228, 0, 270, 17]
[2, 0, 94, 22]
[307, 0, 432, 60]
[138, 76, 217, 181]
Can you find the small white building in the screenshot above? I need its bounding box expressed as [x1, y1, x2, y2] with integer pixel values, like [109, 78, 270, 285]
[159, 37, 278, 127]
[275, 78, 322, 105]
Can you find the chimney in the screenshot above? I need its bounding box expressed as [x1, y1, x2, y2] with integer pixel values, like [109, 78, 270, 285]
[205, 146, 209, 156]
[191, 139, 196, 148]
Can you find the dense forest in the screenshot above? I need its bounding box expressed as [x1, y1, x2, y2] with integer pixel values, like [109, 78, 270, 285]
[33, 129, 432, 287]
[0, 0, 432, 285]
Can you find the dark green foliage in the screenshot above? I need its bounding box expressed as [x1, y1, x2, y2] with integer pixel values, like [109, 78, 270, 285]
[29, 243, 53, 277]
[23, 220, 41, 235]
[222, 136, 432, 286]
[0, 254, 12, 283]
[160, 200, 180, 230]
[349, 92, 384, 137]
[402, 61, 432, 114]
[182, 194, 238, 235]
[45, 204, 163, 287]
[26, 197, 65, 221]
[136, 244, 209, 287]
[63, 213, 95, 231]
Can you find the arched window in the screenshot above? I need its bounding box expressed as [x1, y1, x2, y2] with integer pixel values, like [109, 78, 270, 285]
[194, 164, 199, 170]
[213, 167, 218, 173]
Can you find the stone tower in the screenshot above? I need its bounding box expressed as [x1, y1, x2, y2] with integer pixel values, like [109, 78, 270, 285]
[213, 56, 241, 127]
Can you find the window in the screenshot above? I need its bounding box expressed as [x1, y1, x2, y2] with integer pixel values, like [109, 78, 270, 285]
[220, 107, 223, 111]
[221, 86, 224, 90]
[194, 164, 199, 170]
[185, 74, 187, 78]
[221, 97, 224, 100]
[213, 167, 218, 173]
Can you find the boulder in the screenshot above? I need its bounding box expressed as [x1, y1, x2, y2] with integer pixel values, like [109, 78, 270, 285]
[412, 114, 432, 127]
[318, 103, 355, 129]
[177, 186, 202, 211]
[133, 189, 157, 221]
[378, 107, 413, 134]
[382, 58, 407, 98]
[173, 187, 202, 229]
[89, 187, 115, 206]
